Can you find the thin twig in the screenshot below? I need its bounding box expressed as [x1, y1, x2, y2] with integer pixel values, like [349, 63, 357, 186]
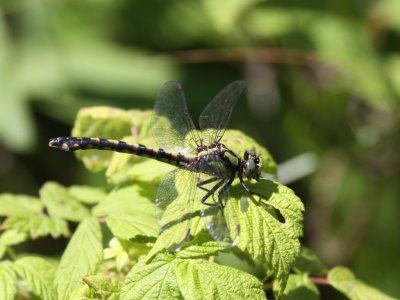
[163, 47, 323, 67]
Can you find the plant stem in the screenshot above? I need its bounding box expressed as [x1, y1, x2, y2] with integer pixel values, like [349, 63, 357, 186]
[310, 277, 329, 285]
[263, 276, 329, 291]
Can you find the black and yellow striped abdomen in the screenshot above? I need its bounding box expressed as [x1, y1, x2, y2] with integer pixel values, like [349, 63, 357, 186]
[48, 137, 191, 166]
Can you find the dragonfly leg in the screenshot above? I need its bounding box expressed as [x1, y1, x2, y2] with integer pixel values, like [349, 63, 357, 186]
[216, 177, 234, 211]
[197, 176, 220, 193]
[239, 174, 265, 199]
[199, 179, 226, 209]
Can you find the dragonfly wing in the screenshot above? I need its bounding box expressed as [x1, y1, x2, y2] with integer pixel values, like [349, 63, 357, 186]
[155, 166, 200, 251]
[197, 157, 240, 247]
[201, 184, 240, 247]
[199, 81, 245, 145]
[152, 81, 200, 153]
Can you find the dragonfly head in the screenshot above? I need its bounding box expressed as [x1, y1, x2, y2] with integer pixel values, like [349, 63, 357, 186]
[242, 150, 262, 181]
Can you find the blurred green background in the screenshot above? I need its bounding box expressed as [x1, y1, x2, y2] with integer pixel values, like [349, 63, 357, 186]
[0, 0, 399, 298]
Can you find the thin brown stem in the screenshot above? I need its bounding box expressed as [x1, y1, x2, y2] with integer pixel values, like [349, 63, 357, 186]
[163, 47, 324, 67]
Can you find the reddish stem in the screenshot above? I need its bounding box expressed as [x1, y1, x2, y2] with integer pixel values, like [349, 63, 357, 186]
[310, 277, 329, 285]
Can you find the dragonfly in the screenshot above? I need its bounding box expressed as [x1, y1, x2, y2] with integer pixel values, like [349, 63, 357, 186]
[49, 81, 262, 251]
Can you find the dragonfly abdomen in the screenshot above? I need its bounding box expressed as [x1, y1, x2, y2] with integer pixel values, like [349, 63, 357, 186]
[48, 137, 190, 166]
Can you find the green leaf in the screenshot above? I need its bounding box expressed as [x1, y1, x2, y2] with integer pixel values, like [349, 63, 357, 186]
[145, 238, 170, 263]
[374, 0, 400, 32]
[68, 185, 107, 204]
[104, 238, 150, 272]
[93, 185, 158, 240]
[275, 274, 319, 300]
[124, 158, 176, 183]
[0, 194, 43, 217]
[39, 182, 90, 222]
[55, 217, 103, 300]
[3, 214, 69, 239]
[13, 256, 57, 300]
[106, 135, 174, 184]
[328, 266, 397, 300]
[175, 258, 265, 299]
[0, 230, 28, 259]
[121, 253, 265, 300]
[104, 238, 130, 271]
[121, 254, 180, 300]
[203, 0, 258, 34]
[234, 179, 304, 295]
[176, 233, 228, 259]
[0, 261, 17, 300]
[69, 275, 122, 300]
[292, 247, 326, 276]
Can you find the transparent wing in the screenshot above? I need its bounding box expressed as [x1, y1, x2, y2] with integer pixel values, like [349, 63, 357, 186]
[199, 81, 245, 145]
[155, 166, 200, 251]
[197, 157, 240, 247]
[152, 81, 200, 153]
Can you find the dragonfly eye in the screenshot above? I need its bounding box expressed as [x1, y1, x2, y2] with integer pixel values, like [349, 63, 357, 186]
[243, 151, 262, 180]
[244, 159, 257, 178]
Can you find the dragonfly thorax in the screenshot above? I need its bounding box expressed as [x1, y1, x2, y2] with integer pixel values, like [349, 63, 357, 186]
[242, 150, 262, 180]
[196, 142, 240, 171]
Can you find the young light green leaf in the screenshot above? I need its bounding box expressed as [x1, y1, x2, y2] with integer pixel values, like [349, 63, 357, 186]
[328, 266, 397, 300]
[122, 253, 265, 300]
[71, 106, 133, 172]
[93, 185, 158, 240]
[39, 182, 90, 222]
[3, 214, 69, 239]
[128, 110, 153, 140]
[0, 230, 28, 259]
[233, 179, 304, 296]
[68, 185, 107, 204]
[0, 194, 43, 217]
[55, 217, 103, 300]
[125, 158, 176, 183]
[0, 261, 17, 300]
[104, 238, 131, 271]
[13, 256, 57, 300]
[104, 238, 152, 272]
[274, 274, 319, 300]
[69, 275, 122, 300]
[106, 136, 175, 185]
